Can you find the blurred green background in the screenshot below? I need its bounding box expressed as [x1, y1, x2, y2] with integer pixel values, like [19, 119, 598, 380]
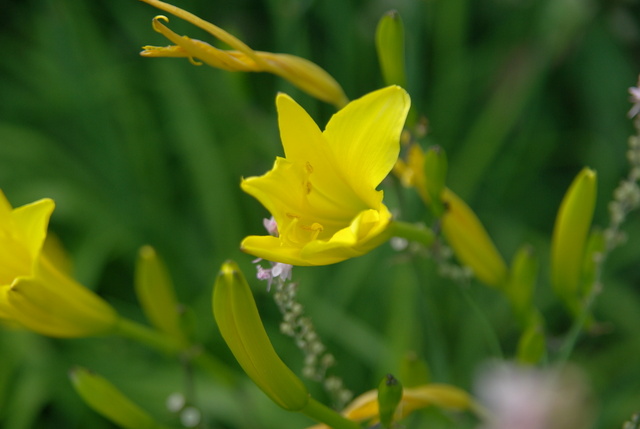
[1, 0, 640, 427]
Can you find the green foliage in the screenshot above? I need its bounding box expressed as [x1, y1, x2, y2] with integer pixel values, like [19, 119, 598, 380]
[1, 0, 640, 428]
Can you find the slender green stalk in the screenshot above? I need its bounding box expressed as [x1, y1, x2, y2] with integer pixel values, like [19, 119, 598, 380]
[114, 317, 184, 354]
[456, 285, 504, 359]
[190, 349, 239, 386]
[555, 313, 588, 366]
[301, 398, 361, 429]
[389, 220, 435, 247]
[114, 317, 238, 384]
[555, 291, 598, 365]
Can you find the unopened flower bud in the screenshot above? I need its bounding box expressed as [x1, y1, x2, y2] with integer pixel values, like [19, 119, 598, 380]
[378, 374, 403, 428]
[212, 261, 309, 411]
[550, 168, 597, 306]
[135, 246, 187, 345]
[376, 10, 407, 88]
[441, 189, 508, 288]
[70, 367, 167, 429]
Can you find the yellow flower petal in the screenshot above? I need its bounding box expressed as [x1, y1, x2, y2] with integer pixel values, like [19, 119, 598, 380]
[300, 207, 393, 261]
[0, 192, 53, 285]
[5, 258, 118, 337]
[240, 235, 310, 265]
[0, 189, 14, 222]
[0, 287, 11, 319]
[324, 86, 410, 203]
[276, 93, 365, 214]
[11, 198, 55, 264]
[241, 87, 410, 266]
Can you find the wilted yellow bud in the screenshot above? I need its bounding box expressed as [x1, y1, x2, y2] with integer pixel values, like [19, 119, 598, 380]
[441, 189, 508, 288]
[138, 0, 348, 108]
[376, 10, 407, 88]
[550, 168, 597, 303]
[70, 367, 168, 429]
[135, 246, 187, 345]
[212, 260, 309, 411]
[0, 191, 118, 337]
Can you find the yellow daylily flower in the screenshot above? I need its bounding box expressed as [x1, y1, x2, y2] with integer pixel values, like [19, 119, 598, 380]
[0, 190, 118, 337]
[138, 0, 348, 108]
[307, 383, 482, 429]
[240, 86, 410, 266]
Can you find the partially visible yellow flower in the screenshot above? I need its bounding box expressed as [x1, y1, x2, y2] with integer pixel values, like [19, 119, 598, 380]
[241, 86, 410, 266]
[138, 0, 348, 108]
[0, 190, 118, 337]
[307, 383, 482, 429]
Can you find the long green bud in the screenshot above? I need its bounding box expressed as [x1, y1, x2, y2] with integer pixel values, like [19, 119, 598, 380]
[212, 260, 309, 411]
[70, 367, 168, 429]
[376, 10, 407, 88]
[135, 246, 187, 345]
[378, 374, 403, 428]
[550, 167, 597, 304]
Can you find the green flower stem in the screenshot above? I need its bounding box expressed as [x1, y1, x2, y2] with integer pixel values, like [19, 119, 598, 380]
[191, 349, 239, 386]
[301, 397, 361, 429]
[389, 220, 436, 247]
[555, 291, 597, 365]
[456, 284, 504, 359]
[114, 317, 238, 384]
[114, 317, 184, 354]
